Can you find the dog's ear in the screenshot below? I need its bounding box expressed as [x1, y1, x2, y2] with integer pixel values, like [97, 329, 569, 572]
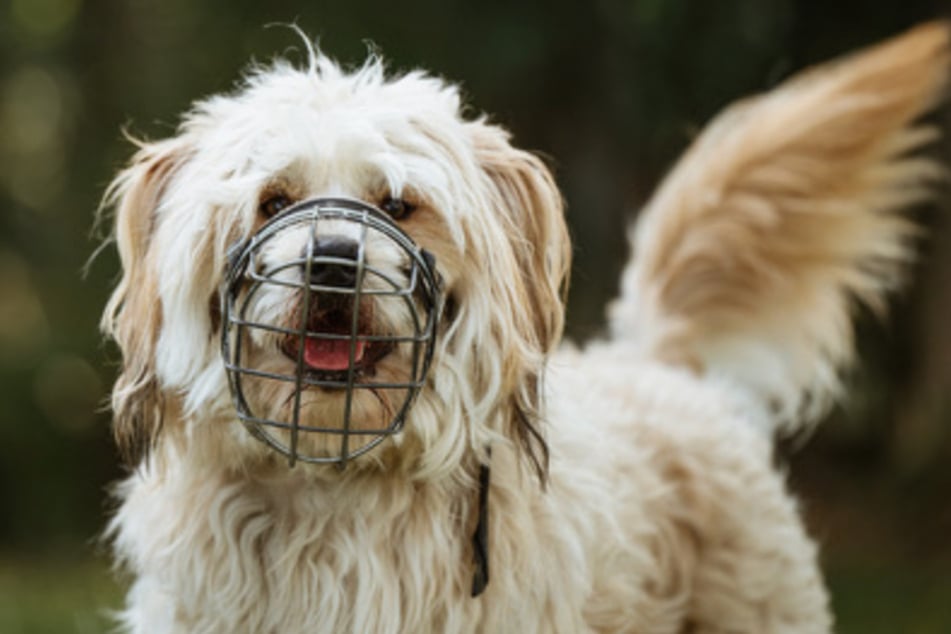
[473, 126, 571, 352]
[469, 123, 571, 481]
[101, 136, 191, 466]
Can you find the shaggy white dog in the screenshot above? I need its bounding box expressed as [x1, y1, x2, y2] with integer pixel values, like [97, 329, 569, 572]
[101, 23, 949, 633]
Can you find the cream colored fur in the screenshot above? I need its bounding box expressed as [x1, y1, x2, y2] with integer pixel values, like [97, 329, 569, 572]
[101, 23, 949, 634]
[611, 23, 951, 434]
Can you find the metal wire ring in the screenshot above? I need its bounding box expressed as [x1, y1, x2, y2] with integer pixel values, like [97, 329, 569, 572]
[221, 197, 442, 467]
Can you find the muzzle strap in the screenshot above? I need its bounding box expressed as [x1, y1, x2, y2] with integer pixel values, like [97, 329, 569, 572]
[470, 452, 491, 597]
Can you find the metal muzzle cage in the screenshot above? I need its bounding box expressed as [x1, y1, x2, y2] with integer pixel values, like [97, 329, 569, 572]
[221, 197, 442, 467]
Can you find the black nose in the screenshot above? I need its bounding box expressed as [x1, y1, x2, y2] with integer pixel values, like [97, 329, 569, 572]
[303, 235, 360, 288]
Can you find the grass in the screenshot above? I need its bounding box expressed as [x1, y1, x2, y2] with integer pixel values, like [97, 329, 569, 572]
[0, 556, 121, 634]
[0, 557, 948, 632]
[828, 564, 951, 634]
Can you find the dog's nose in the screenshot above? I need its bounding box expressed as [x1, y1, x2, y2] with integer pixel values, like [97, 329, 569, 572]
[304, 235, 360, 288]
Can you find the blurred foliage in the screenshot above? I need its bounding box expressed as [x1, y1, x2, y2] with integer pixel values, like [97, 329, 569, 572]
[0, 0, 950, 630]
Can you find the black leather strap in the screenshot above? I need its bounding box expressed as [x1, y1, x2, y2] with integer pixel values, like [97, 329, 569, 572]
[470, 457, 491, 597]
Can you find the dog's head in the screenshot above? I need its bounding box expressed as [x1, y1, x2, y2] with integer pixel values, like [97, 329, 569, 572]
[101, 52, 570, 478]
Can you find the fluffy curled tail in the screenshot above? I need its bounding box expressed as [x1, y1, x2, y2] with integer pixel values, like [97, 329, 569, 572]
[610, 22, 951, 435]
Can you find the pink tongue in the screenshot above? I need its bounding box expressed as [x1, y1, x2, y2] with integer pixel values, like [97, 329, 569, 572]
[303, 338, 366, 371]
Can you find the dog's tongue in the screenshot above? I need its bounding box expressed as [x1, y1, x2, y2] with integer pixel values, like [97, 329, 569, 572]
[304, 337, 366, 371]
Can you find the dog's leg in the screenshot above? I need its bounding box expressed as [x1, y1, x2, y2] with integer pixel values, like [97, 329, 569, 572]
[682, 464, 831, 633]
[116, 576, 181, 634]
[637, 417, 832, 633]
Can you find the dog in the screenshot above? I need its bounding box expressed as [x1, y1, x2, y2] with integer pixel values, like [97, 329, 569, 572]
[100, 22, 949, 633]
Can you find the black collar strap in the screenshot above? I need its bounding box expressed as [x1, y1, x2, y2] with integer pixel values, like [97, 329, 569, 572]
[470, 453, 491, 597]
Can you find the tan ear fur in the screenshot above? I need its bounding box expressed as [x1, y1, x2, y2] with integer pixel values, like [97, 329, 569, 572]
[101, 137, 190, 465]
[474, 126, 571, 351]
[471, 123, 571, 480]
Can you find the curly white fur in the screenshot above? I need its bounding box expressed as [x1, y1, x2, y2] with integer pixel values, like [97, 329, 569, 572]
[101, 23, 949, 634]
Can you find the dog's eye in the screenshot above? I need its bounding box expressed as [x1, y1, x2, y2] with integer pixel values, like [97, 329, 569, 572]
[260, 194, 293, 218]
[379, 196, 416, 221]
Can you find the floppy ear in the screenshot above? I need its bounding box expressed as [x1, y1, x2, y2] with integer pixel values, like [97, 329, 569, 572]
[469, 122, 571, 481]
[100, 136, 191, 466]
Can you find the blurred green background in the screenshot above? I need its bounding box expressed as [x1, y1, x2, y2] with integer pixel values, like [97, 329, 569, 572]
[1, 0, 950, 631]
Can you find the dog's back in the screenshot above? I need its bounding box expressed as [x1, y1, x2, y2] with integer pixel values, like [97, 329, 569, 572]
[535, 27, 951, 632]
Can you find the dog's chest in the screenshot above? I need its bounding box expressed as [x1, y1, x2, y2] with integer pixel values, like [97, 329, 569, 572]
[116, 471, 499, 633]
[114, 444, 694, 633]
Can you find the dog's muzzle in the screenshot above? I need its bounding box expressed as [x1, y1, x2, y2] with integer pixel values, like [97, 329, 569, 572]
[221, 197, 442, 466]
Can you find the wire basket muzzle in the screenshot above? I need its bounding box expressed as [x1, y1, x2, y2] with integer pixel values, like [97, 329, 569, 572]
[221, 197, 442, 467]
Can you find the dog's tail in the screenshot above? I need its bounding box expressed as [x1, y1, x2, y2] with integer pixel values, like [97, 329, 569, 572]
[609, 22, 951, 436]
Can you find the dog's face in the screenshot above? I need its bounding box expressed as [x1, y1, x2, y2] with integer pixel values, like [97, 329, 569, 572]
[102, 55, 570, 476]
[221, 196, 444, 463]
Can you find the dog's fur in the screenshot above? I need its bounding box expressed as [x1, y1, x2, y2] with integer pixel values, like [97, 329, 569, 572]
[101, 23, 950, 633]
